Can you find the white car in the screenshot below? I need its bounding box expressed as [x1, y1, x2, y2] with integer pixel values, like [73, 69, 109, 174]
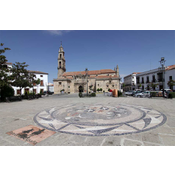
[125, 91, 133, 96]
[163, 89, 173, 98]
[134, 91, 150, 98]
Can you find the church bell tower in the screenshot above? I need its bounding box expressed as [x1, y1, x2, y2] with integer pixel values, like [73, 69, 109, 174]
[57, 42, 66, 77]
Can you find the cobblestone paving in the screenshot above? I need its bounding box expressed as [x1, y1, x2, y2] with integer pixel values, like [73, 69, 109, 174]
[0, 94, 175, 146]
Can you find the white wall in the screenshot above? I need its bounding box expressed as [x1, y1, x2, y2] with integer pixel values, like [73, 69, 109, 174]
[136, 67, 175, 91]
[13, 73, 48, 95]
[6, 64, 48, 95]
[136, 69, 160, 90]
[165, 69, 175, 90]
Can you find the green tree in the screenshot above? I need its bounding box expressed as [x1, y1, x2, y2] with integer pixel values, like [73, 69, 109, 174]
[27, 73, 40, 95]
[0, 43, 11, 100]
[89, 85, 93, 90]
[10, 62, 31, 96]
[138, 84, 141, 89]
[150, 82, 158, 90]
[122, 83, 125, 91]
[1, 85, 14, 100]
[167, 80, 175, 90]
[167, 80, 175, 89]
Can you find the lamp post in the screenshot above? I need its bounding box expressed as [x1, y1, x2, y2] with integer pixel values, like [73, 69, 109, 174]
[85, 68, 89, 96]
[158, 57, 166, 97]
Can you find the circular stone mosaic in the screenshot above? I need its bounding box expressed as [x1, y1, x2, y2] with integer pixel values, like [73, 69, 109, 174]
[34, 104, 167, 136]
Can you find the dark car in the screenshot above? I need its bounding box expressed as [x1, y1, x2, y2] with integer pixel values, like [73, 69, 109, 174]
[43, 91, 54, 95]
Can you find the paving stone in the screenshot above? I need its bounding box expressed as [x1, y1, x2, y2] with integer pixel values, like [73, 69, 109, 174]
[123, 139, 143, 146]
[159, 135, 175, 146]
[0, 94, 175, 146]
[102, 136, 121, 146]
[141, 132, 162, 144]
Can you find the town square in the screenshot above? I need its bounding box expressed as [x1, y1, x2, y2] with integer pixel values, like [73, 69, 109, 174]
[0, 92, 175, 146]
[0, 30, 175, 146]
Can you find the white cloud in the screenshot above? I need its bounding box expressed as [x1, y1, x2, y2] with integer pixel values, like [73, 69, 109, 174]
[46, 30, 71, 36]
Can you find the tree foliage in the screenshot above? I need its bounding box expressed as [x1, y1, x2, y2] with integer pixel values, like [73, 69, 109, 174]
[150, 82, 158, 90]
[167, 80, 175, 90]
[28, 73, 40, 87]
[0, 43, 11, 88]
[27, 73, 40, 94]
[10, 62, 31, 95]
[1, 85, 14, 101]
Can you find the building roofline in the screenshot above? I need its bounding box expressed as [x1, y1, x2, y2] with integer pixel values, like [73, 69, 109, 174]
[28, 70, 48, 75]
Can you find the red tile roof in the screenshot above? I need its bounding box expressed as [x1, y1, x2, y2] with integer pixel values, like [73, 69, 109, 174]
[132, 72, 141, 74]
[3, 62, 12, 65]
[96, 75, 119, 79]
[166, 65, 175, 71]
[62, 69, 116, 77]
[28, 70, 48, 75]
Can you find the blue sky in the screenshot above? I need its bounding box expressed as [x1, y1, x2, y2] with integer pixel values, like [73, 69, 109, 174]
[0, 30, 175, 82]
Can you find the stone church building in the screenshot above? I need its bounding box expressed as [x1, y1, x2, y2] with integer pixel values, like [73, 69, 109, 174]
[53, 44, 120, 94]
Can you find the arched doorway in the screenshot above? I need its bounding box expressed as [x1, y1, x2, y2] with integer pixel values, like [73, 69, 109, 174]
[79, 85, 84, 93]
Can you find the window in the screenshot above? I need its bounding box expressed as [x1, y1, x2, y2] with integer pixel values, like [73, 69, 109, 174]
[60, 54, 62, 59]
[169, 76, 172, 81]
[98, 84, 99, 86]
[112, 85, 114, 87]
[109, 80, 111, 83]
[17, 89, 21, 95]
[59, 82, 61, 85]
[40, 89, 44, 93]
[106, 85, 109, 88]
[152, 75, 155, 82]
[68, 86, 70, 88]
[40, 80, 44, 86]
[146, 76, 149, 83]
[59, 61, 61, 68]
[142, 77, 144, 83]
[40, 75, 43, 77]
[25, 88, 29, 93]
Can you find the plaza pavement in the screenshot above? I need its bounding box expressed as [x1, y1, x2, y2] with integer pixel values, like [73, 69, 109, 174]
[0, 93, 175, 146]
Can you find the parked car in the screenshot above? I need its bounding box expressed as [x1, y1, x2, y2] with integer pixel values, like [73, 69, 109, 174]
[134, 91, 150, 98]
[125, 91, 133, 96]
[43, 91, 54, 95]
[163, 89, 172, 98]
[133, 90, 143, 97]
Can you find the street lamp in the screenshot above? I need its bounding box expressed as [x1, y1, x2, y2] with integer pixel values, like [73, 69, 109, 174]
[158, 57, 166, 97]
[85, 68, 89, 96]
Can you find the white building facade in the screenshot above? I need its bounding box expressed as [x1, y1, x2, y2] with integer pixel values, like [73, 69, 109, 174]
[164, 65, 175, 90]
[5, 63, 48, 95]
[123, 72, 140, 91]
[136, 65, 175, 91]
[123, 65, 175, 91]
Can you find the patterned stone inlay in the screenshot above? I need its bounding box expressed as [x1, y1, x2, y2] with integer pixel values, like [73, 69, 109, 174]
[34, 104, 167, 136]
